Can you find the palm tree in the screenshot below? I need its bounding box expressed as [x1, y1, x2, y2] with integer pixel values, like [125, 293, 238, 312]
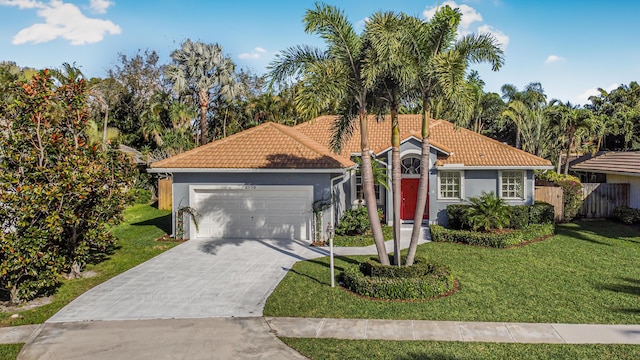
[500, 82, 547, 149]
[363, 11, 416, 265]
[165, 40, 237, 145]
[403, 6, 504, 266]
[547, 100, 594, 175]
[268, 3, 390, 264]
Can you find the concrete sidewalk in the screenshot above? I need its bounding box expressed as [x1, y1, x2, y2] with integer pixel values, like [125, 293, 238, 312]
[266, 317, 640, 344]
[5, 318, 640, 347]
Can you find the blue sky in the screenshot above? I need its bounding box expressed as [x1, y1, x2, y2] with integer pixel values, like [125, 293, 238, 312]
[1, 0, 639, 105]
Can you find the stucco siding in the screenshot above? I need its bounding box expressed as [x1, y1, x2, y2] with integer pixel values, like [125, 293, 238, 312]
[607, 174, 640, 209]
[172, 172, 348, 240]
[433, 169, 534, 226]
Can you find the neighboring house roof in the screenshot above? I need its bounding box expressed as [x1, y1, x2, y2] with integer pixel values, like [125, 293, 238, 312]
[295, 115, 552, 168]
[150, 122, 355, 170]
[570, 151, 640, 176]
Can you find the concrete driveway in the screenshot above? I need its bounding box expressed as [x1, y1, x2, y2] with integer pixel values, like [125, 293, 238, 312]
[48, 237, 330, 322]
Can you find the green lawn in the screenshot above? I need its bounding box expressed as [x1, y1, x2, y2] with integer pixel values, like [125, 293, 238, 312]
[282, 338, 640, 360]
[0, 344, 23, 359]
[265, 220, 640, 324]
[0, 204, 177, 327]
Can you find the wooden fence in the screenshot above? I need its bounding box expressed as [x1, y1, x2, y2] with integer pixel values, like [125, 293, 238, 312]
[534, 186, 564, 222]
[580, 183, 629, 218]
[158, 177, 173, 210]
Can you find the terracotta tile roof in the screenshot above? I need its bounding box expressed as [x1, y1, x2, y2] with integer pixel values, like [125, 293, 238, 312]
[571, 151, 640, 175]
[150, 122, 355, 169]
[295, 115, 552, 168]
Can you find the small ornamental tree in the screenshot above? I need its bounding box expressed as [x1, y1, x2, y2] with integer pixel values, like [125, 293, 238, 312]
[0, 70, 135, 304]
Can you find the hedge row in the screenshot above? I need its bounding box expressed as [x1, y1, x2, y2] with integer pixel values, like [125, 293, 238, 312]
[340, 257, 455, 300]
[446, 202, 554, 230]
[430, 223, 555, 248]
[613, 206, 640, 224]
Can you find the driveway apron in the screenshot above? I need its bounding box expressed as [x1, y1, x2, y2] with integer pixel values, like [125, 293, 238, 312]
[48, 237, 330, 322]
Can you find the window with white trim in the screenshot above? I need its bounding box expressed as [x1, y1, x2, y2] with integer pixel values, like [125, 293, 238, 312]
[353, 157, 384, 205]
[500, 170, 525, 199]
[438, 171, 463, 199]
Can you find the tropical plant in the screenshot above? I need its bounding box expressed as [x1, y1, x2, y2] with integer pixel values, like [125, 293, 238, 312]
[0, 70, 136, 304]
[546, 100, 594, 175]
[500, 82, 547, 150]
[466, 192, 510, 232]
[107, 50, 165, 146]
[268, 3, 390, 264]
[166, 40, 240, 145]
[176, 205, 201, 240]
[361, 10, 418, 263]
[403, 6, 504, 265]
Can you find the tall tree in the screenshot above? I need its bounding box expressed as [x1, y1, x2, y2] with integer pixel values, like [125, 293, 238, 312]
[269, 3, 390, 264]
[403, 6, 504, 266]
[500, 82, 546, 149]
[363, 11, 415, 265]
[547, 100, 594, 175]
[107, 50, 165, 145]
[165, 40, 238, 145]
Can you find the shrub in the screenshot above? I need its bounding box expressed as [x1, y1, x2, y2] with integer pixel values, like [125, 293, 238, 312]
[536, 171, 583, 221]
[530, 201, 555, 224]
[130, 188, 153, 205]
[340, 257, 455, 300]
[446, 205, 471, 230]
[0, 71, 136, 304]
[430, 223, 554, 248]
[335, 207, 382, 236]
[613, 206, 640, 224]
[466, 192, 510, 231]
[333, 225, 393, 247]
[509, 205, 530, 230]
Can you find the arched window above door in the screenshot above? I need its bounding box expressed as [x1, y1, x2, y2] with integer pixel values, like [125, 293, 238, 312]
[401, 155, 421, 175]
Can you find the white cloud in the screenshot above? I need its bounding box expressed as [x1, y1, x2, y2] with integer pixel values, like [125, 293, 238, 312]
[238, 47, 268, 60]
[477, 24, 509, 50]
[545, 55, 566, 64]
[423, 1, 508, 49]
[89, 0, 113, 14]
[0, 0, 42, 9]
[575, 83, 618, 104]
[2, 0, 121, 45]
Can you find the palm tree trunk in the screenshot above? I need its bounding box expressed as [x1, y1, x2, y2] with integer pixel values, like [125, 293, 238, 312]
[556, 134, 565, 174]
[391, 106, 401, 266]
[564, 130, 574, 176]
[406, 96, 430, 266]
[199, 90, 209, 145]
[359, 110, 389, 265]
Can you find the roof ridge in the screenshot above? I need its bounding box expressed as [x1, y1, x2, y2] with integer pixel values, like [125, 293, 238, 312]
[437, 120, 551, 165]
[151, 122, 273, 168]
[271, 122, 354, 167]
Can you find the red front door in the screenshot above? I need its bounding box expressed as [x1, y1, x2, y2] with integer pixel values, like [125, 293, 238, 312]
[401, 178, 428, 221]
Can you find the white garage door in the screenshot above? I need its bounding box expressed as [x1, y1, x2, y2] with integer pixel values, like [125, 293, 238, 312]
[190, 185, 313, 240]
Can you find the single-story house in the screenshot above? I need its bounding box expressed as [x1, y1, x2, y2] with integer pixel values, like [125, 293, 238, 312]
[149, 115, 552, 241]
[571, 151, 640, 209]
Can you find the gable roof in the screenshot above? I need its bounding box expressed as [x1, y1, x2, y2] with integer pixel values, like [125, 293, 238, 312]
[295, 115, 552, 168]
[571, 151, 640, 176]
[150, 122, 354, 170]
